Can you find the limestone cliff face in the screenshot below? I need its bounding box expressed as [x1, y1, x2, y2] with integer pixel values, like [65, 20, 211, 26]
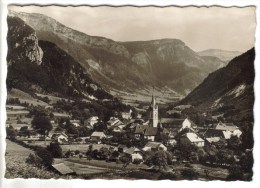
[7, 16, 43, 65]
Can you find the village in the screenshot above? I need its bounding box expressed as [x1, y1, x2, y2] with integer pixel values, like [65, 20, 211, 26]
[5, 93, 251, 180]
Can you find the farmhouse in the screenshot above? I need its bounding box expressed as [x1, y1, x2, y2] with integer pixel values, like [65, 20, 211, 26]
[144, 127, 158, 141]
[215, 122, 242, 138]
[160, 118, 196, 133]
[134, 124, 148, 139]
[180, 132, 205, 147]
[124, 147, 143, 162]
[84, 116, 99, 128]
[143, 142, 167, 151]
[52, 133, 68, 144]
[90, 131, 106, 142]
[121, 109, 132, 120]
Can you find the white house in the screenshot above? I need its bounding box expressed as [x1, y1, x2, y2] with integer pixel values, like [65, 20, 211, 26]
[180, 132, 205, 147]
[215, 122, 242, 138]
[143, 142, 167, 151]
[84, 116, 99, 127]
[52, 133, 68, 144]
[121, 109, 132, 120]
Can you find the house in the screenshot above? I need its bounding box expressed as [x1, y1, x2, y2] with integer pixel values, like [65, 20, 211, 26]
[215, 122, 242, 138]
[143, 142, 167, 151]
[90, 131, 106, 142]
[205, 137, 221, 144]
[107, 117, 121, 127]
[180, 132, 205, 147]
[134, 124, 148, 139]
[51, 133, 68, 144]
[52, 163, 75, 175]
[160, 118, 196, 133]
[112, 125, 126, 133]
[121, 109, 132, 120]
[84, 116, 99, 128]
[124, 147, 143, 162]
[144, 127, 158, 141]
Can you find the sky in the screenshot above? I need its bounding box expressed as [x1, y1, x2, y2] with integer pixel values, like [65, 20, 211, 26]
[9, 5, 256, 52]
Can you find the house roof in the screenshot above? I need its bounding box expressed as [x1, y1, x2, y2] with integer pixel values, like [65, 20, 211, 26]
[124, 147, 140, 155]
[53, 112, 71, 118]
[51, 133, 68, 139]
[91, 131, 105, 137]
[186, 133, 204, 142]
[144, 142, 164, 148]
[206, 137, 220, 143]
[52, 163, 74, 175]
[160, 118, 184, 128]
[215, 123, 238, 132]
[144, 127, 158, 136]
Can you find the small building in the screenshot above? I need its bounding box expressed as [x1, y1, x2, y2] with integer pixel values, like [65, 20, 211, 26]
[134, 124, 148, 139]
[52, 163, 75, 175]
[143, 142, 167, 151]
[121, 109, 132, 120]
[84, 116, 99, 128]
[90, 131, 106, 141]
[215, 122, 242, 138]
[144, 127, 158, 141]
[51, 133, 68, 144]
[160, 118, 196, 133]
[180, 133, 205, 147]
[124, 147, 143, 162]
[205, 137, 221, 144]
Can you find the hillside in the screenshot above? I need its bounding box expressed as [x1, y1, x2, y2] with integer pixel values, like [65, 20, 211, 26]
[9, 11, 226, 100]
[180, 48, 255, 121]
[198, 49, 242, 62]
[7, 16, 112, 100]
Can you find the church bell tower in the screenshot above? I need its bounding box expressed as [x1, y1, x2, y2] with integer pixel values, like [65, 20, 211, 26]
[151, 94, 158, 127]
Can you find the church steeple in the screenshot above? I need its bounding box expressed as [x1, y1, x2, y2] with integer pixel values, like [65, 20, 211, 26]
[151, 93, 158, 127]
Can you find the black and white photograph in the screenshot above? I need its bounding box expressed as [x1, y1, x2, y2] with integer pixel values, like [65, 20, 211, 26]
[2, 3, 257, 182]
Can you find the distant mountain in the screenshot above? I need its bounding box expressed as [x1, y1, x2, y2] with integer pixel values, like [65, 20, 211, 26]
[7, 16, 112, 100]
[198, 49, 242, 62]
[9, 11, 227, 100]
[180, 48, 255, 122]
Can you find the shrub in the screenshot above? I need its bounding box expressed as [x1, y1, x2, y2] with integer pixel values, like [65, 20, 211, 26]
[25, 153, 43, 168]
[75, 150, 80, 155]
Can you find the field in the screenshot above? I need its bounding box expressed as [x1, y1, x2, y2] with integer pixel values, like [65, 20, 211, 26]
[8, 88, 48, 106]
[61, 144, 88, 153]
[5, 139, 61, 179]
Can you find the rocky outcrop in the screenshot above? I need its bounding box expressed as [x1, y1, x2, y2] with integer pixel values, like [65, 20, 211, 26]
[7, 16, 43, 65]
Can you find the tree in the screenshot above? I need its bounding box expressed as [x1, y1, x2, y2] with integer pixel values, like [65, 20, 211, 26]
[226, 164, 244, 181]
[31, 115, 52, 137]
[35, 148, 54, 167]
[93, 121, 107, 132]
[151, 150, 168, 170]
[47, 142, 63, 158]
[6, 125, 17, 140]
